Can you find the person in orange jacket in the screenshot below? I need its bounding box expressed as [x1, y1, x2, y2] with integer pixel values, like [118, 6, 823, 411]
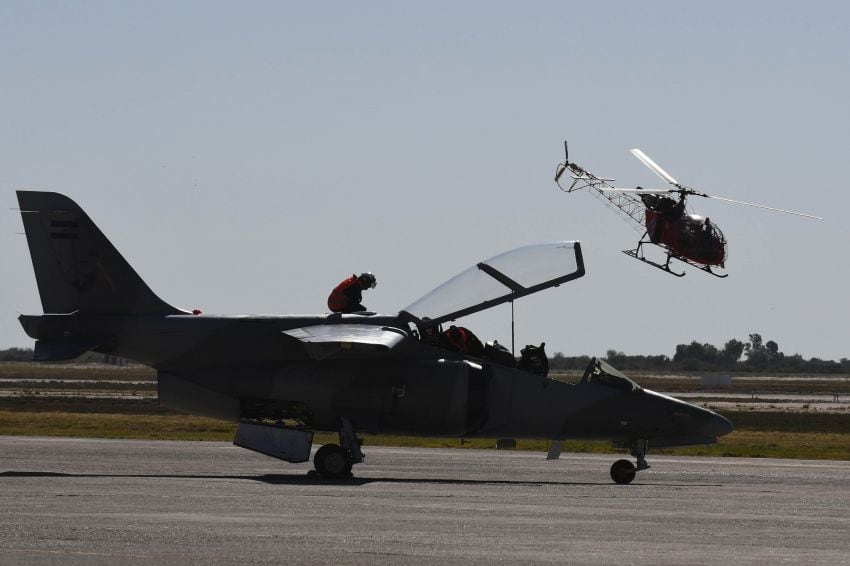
[327, 272, 377, 313]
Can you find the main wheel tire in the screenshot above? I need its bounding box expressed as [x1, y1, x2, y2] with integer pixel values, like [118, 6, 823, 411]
[610, 459, 637, 484]
[314, 444, 353, 478]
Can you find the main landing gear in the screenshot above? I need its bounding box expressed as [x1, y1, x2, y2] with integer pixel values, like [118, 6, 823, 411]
[232, 418, 364, 479]
[610, 439, 650, 485]
[314, 444, 353, 478]
[311, 418, 364, 479]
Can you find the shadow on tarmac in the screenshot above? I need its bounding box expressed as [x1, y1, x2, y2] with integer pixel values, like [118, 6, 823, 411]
[0, 470, 721, 488]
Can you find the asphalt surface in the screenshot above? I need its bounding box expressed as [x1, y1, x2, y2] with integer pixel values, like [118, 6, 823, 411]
[0, 437, 848, 565]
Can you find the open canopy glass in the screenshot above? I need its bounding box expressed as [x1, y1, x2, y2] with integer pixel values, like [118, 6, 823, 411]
[401, 241, 584, 327]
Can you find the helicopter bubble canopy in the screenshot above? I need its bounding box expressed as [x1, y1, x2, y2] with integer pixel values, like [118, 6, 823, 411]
[401, 241, 584, 328]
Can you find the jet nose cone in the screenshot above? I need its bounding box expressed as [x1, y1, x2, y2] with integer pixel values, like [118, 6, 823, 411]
[700, 412, 734, 438]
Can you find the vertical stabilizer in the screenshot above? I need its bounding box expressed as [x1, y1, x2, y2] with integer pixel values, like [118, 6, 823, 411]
[16, 191, 182, 315]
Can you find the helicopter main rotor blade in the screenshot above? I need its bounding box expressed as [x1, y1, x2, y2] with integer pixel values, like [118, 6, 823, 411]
[600, 187, 676, 195]
[704, 195, 823, 220]
[630, 148, 680, 186]
[602, 188, 823, 219]
[624, 146, 823, 219]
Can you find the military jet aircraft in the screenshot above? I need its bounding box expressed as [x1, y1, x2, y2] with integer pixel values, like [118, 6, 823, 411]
[15, 191, 732, 484]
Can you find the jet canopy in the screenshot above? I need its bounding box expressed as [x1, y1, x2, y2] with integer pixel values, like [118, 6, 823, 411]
[401, 241, 584, 328]
[580, 358, 639, 391]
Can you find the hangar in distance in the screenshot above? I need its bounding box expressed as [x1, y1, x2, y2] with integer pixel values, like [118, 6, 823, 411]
[15, 191, 732, 484]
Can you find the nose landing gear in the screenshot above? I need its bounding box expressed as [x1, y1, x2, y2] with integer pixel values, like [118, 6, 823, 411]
[610, 459, 636, 484]
[610, 439, 650, 484]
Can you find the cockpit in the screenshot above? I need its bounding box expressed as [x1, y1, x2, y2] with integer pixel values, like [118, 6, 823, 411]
[580, 358, 640, 391]
[395, 241, 586, 377]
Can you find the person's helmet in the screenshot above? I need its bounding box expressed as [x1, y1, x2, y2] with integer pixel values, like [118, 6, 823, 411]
[359, 272, 377, 289]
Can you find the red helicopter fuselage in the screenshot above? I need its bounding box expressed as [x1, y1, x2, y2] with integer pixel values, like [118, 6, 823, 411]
[639, 194, 727, 267]
[645, 208, 726, 267]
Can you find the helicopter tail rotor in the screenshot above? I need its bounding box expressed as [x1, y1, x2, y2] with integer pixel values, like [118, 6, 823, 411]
[554, 141, 570, 184]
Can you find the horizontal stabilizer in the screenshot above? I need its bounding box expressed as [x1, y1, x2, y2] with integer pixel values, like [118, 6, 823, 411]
[282, 324, 408, 360]
[32, 337, 103, 362]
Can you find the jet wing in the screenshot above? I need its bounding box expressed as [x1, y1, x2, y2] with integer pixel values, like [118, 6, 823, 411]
[282, 324, 408, 360]
[401, 241, 584, 328]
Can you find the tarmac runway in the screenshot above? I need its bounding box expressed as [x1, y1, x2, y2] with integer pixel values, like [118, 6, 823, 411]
[0, 436, 848, 565]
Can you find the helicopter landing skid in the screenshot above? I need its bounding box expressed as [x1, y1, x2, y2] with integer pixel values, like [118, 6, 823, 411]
[671, 252, 729, 278]
[623, 246, 728, 278]
[694, 262, 729, 278]
[622, 248, 685, 277]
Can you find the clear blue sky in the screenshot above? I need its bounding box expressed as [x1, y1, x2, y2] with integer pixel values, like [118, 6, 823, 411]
[2, 1, 848, 360]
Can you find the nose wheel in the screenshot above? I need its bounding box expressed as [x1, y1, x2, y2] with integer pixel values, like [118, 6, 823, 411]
[610, 439, 650, 484]
[610, 459, 636, 484]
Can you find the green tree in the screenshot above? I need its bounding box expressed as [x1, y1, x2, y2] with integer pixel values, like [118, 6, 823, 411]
[744, 333, 768, 367]
[672, 341, 720, 370]
[721, 339, 745, 364]
[766, 340, 782, 360]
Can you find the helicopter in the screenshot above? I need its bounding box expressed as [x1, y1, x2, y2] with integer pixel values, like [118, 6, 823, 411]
[554, 142, 822, 277]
